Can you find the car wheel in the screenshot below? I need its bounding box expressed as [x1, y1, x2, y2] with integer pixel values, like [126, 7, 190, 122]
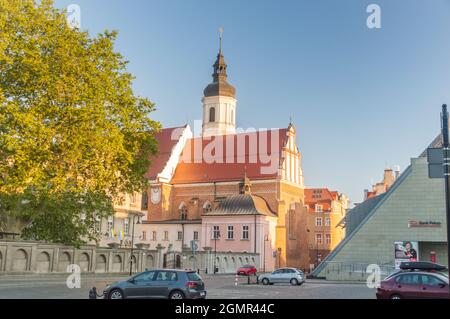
[390, 294, 402, 300]
[169, 290, 185, 300]
[108, 289, 124, 299]
[290, 278, 299, 286]
[262, 278, 270, 285]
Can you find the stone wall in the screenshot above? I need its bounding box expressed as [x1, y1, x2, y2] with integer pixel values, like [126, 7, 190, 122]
[0, 240, 259, 275]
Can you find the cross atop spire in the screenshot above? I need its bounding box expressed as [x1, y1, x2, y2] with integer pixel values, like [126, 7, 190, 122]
[219, 27, 224, 54]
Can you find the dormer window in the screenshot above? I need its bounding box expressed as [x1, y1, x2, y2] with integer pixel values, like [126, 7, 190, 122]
[315, 204, 323, 213]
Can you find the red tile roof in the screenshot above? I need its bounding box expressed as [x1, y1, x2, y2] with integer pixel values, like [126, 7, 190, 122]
[304, 188, 338, 212]
[171, 128, 288, 184]
[145, 126, 186, 180]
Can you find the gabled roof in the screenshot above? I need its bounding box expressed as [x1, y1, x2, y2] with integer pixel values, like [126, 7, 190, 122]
[203, 194, 276, 217]
[170, 128, 288, 184]
[304, 188, 339, 211]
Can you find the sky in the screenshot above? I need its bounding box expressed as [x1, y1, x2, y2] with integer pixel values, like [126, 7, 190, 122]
[54, 0, 450, 204]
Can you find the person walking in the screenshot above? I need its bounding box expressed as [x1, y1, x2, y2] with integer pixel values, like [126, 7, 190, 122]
[88, 286, 104, 299]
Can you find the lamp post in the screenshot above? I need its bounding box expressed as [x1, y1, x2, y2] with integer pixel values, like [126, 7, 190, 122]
[213, 229, 220, 274]
[129, 212, 143, 276]
[263, 235, 269, 272]
[440, 104, 450, 293]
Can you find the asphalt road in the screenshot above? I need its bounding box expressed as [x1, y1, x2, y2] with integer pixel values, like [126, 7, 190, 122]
[0, 274, 375, 299]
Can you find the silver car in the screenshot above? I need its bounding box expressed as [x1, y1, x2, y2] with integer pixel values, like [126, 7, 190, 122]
[258, 268, 305, 286]
[103, 269, 206, 299]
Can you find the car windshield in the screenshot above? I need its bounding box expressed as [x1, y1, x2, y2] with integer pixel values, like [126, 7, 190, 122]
[187, 272, 202, 281]
[242, 265, 253, 268]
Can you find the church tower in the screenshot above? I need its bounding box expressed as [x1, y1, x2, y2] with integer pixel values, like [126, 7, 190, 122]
[202, 30, 237, 137]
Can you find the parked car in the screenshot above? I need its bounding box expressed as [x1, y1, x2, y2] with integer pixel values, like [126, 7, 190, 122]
[104, 269, 206, 299]
[376, 262, 449, 299]
[258, 267, 305, 286]
[237, 264, 257, 276]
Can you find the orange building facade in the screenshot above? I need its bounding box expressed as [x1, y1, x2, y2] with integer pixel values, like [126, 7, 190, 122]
[304, 188, 349, 271]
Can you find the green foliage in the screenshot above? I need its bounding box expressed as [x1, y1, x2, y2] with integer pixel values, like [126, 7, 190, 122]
[0, 0, 160, 245]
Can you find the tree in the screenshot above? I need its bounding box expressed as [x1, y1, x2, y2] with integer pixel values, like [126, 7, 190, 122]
[0, 0, 161, 245]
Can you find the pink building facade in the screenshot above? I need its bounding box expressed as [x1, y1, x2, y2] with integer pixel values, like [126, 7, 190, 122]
[200, 194, 278, 272]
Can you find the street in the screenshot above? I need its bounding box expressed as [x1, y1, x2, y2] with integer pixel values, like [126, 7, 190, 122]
[0, 274, 375, 299]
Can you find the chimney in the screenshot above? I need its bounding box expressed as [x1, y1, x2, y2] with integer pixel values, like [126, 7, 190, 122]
[383, 169, 395, 189]
[394, 165, 400, 179]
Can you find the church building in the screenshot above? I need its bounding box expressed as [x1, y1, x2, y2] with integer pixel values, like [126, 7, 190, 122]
[141, 39, 309, 272]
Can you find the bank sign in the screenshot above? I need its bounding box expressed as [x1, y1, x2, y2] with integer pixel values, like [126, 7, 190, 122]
[394, 241, 419, 269]
[408, 220, 442, 228]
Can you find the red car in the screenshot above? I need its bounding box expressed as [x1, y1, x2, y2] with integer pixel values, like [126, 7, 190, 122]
[376, 263, 449, 299]
[236, 264, 257, 276]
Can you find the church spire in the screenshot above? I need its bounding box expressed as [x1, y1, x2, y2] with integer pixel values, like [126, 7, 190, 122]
[204, 27, 235, 98]
[202, 28, 237, 137]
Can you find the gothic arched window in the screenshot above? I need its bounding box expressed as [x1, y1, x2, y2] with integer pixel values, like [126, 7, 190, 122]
[209, 107, 215, 122]
[179, 202, 188, 220]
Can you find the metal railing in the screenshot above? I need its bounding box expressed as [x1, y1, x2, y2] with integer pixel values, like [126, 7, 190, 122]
[316, 261, 397, 279]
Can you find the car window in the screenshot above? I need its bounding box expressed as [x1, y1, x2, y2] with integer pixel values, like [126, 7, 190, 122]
[155, 271, 178, 281]
[243, 265, 253, 268]
[272, 269, 282, 274]
[133, 271, 155, 282]
[285, 269, 295, 274]
[187, 272, 202, 281]
[421, 275, 445, 286]
[396, 274, 420, 285]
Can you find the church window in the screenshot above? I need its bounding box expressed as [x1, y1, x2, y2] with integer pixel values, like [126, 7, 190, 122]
[179, 202, 188, 220]
[203, 201, 213, 214]
[209, 107, 215, 122]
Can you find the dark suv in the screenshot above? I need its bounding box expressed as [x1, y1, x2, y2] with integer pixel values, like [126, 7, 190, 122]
[376, 262, 449, 299]
[104, 269, 206, 299]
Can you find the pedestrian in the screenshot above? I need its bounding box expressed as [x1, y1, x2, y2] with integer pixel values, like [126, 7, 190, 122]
[88, 286, 103, 299]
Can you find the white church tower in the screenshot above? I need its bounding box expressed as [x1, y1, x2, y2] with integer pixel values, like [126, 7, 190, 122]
[202, 30, 237, 137]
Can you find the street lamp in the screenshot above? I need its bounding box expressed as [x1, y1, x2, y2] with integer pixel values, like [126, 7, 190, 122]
[213, 229, 220, 274]
[129, 212, 143, 276]
[263, 235, 269, 272]
[306, 228, 320, 269]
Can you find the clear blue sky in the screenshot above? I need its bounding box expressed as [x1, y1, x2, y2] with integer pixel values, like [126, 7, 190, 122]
[55, 0, 450, 204]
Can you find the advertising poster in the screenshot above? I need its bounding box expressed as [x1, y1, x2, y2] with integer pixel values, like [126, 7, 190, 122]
[394, 241, 419, 269]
